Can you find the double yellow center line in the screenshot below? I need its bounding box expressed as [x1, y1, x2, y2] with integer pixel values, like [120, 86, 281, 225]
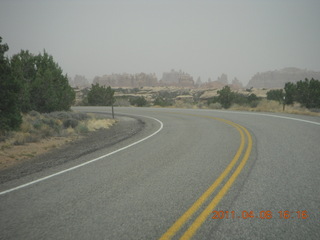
[159, 114, 253, 240]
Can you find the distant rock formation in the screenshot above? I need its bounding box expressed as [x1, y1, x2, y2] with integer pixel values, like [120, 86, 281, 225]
[217, 73, 228, 85]
[160, 69, 194, 87]
[201, 81, 226, 89]
[69, 75, 90, 88]
[231, 77, 243, 89]
[92, 70, 196, 88]
[93, 73, 158, 88]
[247, 67, 320, 89]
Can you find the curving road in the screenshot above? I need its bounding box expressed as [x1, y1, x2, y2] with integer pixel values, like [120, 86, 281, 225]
[0, 107, 319, 239]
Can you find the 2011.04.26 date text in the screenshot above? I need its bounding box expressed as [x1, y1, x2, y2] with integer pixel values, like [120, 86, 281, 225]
[212, 210, 309, 220]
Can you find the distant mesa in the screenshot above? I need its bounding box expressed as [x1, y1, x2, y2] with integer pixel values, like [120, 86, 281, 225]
[246, 67, 320, 89]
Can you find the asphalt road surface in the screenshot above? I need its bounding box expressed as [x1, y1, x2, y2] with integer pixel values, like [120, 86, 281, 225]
[1, 107, 320, 240]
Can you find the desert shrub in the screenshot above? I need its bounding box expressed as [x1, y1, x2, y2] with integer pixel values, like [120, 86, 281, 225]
[249, 100, 259, 108]
[63, 119, 79, 128]
[154, 97, 173, 107]
[48, 111, 71, 119]
[1, 110, 115, 147]
[208, 102, 222, 109]
[13, 132, 40, 145]
[32, 119, 43, 129]
[42, 118, 57, 128]
[70, 112, 88, 121]
[130, 96, 148, 107]
[13, 132, 30, 145]
[29, 110, 41, 117]
[39, 124, 54, 138]
[232, 93, 248, 105]
[76, 124, 89, 134]
[207, 96, 219, 105]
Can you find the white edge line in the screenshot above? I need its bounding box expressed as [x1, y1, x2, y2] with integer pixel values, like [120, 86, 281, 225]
[0, 115, 164, 196]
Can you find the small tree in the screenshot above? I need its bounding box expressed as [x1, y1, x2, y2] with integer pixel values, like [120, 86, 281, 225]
[284, 82, 296, 105]
[217, 86, 234, 108]
[296, 78, 320, 108]
[130, 96, 147, 107]
[87, 83, 115, 106]
[266, 89, 284, 103]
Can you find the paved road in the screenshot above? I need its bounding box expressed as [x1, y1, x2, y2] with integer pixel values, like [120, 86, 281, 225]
[1, 107, 319, 239]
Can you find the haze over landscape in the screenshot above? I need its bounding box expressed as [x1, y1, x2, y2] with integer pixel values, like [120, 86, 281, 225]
[1, 0, 320, 85]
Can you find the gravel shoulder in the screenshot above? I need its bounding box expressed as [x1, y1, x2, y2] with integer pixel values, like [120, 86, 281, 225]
[0, 115, 145, 184]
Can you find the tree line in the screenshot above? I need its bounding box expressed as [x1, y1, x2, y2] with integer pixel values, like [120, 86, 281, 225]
[208, 86, 260, 109]
[0, 37, 75, 133]
[208, 78, 320, 110]
[267, 78, 320, 108]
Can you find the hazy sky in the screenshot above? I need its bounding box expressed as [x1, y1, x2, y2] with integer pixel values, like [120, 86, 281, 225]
[1, 0, 320, 85]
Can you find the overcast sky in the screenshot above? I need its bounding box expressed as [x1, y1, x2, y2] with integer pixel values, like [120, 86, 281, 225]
[1, 0, 320, 85]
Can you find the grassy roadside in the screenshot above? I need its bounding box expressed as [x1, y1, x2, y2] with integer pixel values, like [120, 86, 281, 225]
[229, 99, 320, 116]
[166, 99, 320, 117]
[0, 111, 116, 170]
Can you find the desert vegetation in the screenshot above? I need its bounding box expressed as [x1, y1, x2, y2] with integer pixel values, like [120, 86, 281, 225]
[0, 110, 115, 169]
[0, 37, 75, 133]
[0, 37, 116, 168]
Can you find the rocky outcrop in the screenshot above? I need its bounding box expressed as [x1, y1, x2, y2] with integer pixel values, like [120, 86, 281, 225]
[200, 81, 226, 89]
[160, 69, 194, 87]
[247, 68, 320, 89]
[93, 73, 158, 88]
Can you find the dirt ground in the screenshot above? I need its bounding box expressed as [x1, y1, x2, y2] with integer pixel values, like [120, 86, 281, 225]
[0, 136, 83, 170]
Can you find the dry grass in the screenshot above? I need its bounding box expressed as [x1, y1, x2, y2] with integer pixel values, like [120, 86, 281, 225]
[87, 119, 115, 131]
[230, 99, 320, 116]
[166, 98, 320, 116]
[0, 111, 116, 170]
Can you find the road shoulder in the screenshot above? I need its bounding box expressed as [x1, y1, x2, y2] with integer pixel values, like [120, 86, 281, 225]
[0, 115, 145, 184]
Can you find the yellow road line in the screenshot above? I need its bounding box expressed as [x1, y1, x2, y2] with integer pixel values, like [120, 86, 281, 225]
[159, 114, 251, 240]
[180, 123, 253, 240]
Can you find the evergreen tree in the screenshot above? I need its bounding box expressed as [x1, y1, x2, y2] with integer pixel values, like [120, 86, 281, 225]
[296, 78, 320, 108]
[266, 89, 284, 103]
[217, 86, 234, 108]
[11, 50, 75, 112]
[284, 82, 297, 105]
[0, 37, 22, 132]
[87, 83, 115, 106]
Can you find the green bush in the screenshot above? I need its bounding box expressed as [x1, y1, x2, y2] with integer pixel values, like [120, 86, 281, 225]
[208, 102, 222, 109]
[76, 124, 89, 134]
[154, 97, 173, 107]
[283, 78, 320, 108]
[87, 83, 115, 106]
[130, 96, 148, 107]
[266, 89, 284, 102]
